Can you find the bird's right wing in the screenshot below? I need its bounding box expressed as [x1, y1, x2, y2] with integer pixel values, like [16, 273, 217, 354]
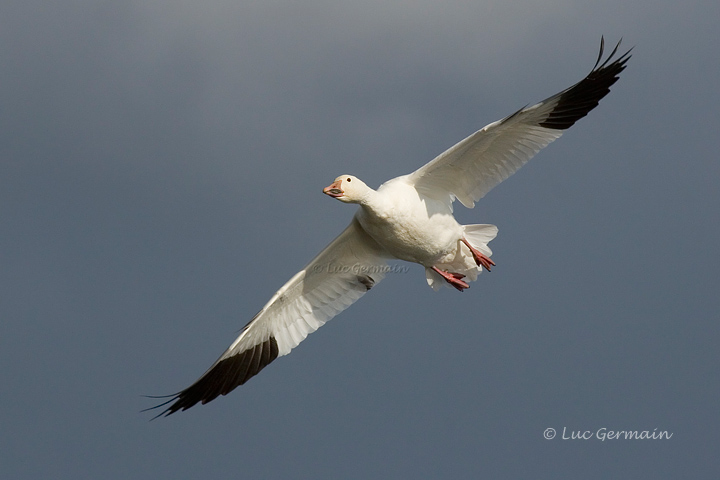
[149, 217, 388, 416]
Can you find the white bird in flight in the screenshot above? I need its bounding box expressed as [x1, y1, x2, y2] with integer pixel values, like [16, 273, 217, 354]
[148, 38, 631, 417]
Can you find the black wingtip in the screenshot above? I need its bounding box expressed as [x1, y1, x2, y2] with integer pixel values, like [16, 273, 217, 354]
[140, 394, 180, 421]
[538, 37, 632, 130]
[592, 35, 606, 71]
[144, 336, 280, 418]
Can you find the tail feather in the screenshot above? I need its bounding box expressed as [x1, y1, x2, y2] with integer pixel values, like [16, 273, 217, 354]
[425, 224, 498, 290]
[463, 224, 498, 257]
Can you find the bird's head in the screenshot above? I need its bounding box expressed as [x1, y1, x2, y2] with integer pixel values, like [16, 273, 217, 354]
[323, 175, 371, 204]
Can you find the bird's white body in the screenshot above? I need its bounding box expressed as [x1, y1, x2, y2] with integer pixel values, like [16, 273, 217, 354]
[357, 176, 463, 266]
[348, 175, 496, 289]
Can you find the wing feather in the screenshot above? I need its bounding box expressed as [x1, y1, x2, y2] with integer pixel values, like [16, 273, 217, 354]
[409, 38, 631, 209]
[151, 218, 388, 416]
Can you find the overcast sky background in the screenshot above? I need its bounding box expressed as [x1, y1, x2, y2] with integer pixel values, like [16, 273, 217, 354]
[2, 0, 719, 478]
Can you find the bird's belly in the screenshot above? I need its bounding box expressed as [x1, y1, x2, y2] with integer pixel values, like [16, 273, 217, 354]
[357, 210, 461, 266]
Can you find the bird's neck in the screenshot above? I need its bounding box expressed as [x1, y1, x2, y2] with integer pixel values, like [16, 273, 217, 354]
[350, 186, 377, 207]
[357, 188, 392, 220]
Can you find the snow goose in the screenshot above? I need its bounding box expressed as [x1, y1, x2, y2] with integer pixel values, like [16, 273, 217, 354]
[148, 38, 630, 416]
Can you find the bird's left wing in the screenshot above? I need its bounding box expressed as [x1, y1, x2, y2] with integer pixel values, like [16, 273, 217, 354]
[149, 217, 388, 416]
[408, 38, 631, 209]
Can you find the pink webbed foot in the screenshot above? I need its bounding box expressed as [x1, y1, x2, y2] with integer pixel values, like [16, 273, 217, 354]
[461, 238, 496, 272]
[431, 266, 470, 292]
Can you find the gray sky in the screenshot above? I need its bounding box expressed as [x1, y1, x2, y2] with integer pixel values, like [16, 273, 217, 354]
[2, 1, 718, 478]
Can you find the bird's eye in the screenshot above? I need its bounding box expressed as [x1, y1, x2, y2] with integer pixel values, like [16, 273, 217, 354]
[346, 177, 351, 182]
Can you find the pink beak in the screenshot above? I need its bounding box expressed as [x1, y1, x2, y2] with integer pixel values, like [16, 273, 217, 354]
[323, 180, 344, 198]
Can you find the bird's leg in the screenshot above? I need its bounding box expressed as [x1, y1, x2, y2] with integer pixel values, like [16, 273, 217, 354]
[431, 266, 470, 292]
[461, 238, 495, 272]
